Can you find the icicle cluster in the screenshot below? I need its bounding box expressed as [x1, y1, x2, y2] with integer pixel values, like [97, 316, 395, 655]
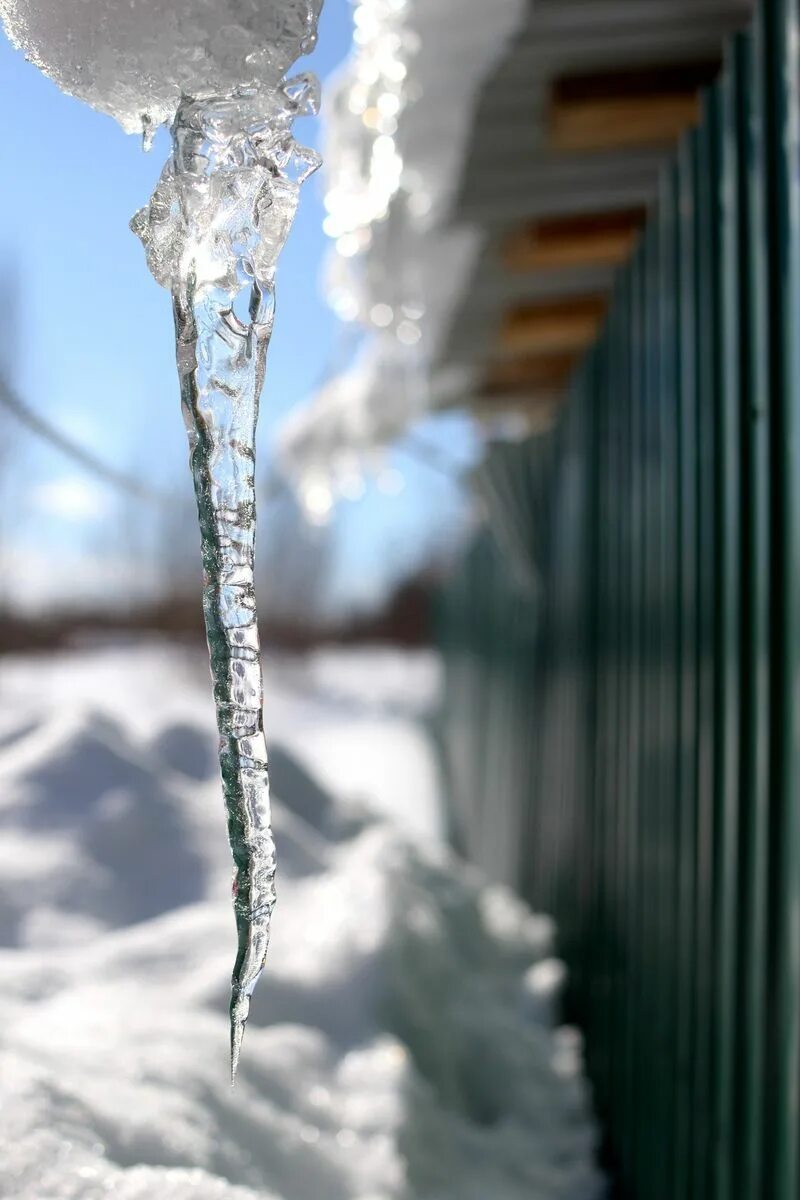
[132, 69, 321, 1080]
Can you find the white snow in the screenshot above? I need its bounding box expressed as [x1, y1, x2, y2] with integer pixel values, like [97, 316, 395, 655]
[0, 0, 322, 133]
[0, 641, 602, 1199]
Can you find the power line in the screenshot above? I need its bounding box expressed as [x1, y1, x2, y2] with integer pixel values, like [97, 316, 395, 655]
[0, 370, 462, 518]
[0, 374, 168, 506]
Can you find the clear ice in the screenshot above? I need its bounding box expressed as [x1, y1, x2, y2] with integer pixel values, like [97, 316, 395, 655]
[131, 44, 322, 1079]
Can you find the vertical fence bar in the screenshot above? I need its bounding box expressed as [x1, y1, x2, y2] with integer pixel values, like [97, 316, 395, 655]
[673, 129, 700, 1200]
[608, 262, 632, 1176]
[640, 212, 664, 1200]
[734, 28, 770, 1200]
[601, 292, 622, 1130]
[711, 58, 743, 1200]
[619, 240, 643, 1195]
[762, 1, 800, 1196]
[656, 162, 681, 1200]
[690, 107, 718, 1200]
[591, 318, 617, 1157]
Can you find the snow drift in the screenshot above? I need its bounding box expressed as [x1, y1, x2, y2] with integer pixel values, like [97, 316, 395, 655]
[0, 643, 602, 1199]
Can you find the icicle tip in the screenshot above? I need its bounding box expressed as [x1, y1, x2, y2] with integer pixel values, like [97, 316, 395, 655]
[230, 992, 250, 1086]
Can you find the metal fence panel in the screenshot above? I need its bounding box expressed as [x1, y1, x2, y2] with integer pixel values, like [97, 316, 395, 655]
[435, 2, 800, 1195]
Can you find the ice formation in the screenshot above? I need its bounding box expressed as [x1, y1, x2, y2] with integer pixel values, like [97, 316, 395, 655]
[130, 47, 322, 1077]
[0, 0, 326, 1079]
[0, 0, 322, 134]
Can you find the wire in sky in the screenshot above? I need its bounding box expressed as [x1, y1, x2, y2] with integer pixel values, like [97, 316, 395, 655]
[0, 374, 168, 506]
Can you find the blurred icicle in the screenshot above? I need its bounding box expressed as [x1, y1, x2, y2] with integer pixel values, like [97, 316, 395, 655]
[275, 0, 527, 517]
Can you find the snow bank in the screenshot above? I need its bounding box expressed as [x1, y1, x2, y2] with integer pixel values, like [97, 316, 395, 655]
[0, 0, 322, 133]
[0, 643, 602, 1199]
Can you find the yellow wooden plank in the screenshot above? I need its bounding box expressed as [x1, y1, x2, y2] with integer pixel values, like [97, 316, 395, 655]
[550, 92, 700, 152]
[499, 296, 607, 355]
[503, 208, 645, 271]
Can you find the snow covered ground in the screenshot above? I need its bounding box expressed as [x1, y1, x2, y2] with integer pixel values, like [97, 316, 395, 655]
[0, 641, 602, 1199]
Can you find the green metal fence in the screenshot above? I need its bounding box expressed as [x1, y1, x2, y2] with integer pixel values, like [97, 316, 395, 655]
[437, 2, 800, 1196]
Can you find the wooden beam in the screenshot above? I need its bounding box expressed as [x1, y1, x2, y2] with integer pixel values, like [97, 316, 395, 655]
[549, 61, 719, 152]
[551, 93, 700, 152]
[502, 207, 646, 272]
[484, 351, 578, 395]
[498, 295, 607, 356]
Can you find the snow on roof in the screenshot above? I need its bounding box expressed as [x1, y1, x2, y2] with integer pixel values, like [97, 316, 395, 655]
[0, 0, 322, 133]
[277, 0, 527, 507]
[320, 0, 526, 338]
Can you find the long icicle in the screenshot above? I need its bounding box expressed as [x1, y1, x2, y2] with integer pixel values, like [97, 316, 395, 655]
[132, 77, 320, 1081]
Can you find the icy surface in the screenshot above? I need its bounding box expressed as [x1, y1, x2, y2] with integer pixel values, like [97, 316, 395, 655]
[0, 643, 603, 1200]
[0, 0, 322, 133]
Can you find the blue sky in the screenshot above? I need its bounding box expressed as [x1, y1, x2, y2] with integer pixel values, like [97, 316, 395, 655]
[0, 1, 474, 615]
